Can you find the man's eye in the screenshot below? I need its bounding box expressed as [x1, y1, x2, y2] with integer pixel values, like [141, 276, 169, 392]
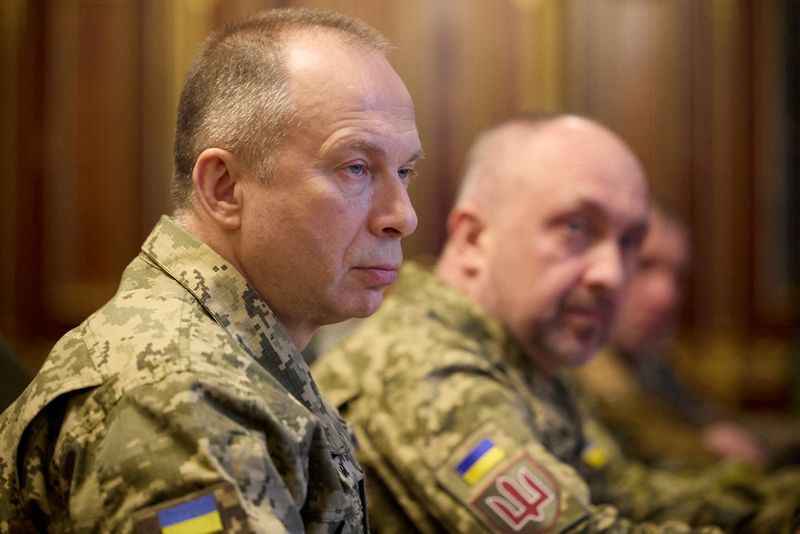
[345, 164, 367, 176]
[621, 235, 640, 252]
[398, 168, 417, 181]
[566, 218, 587, 234]
[621, 230, 645, 252]
[559, 217, 595, 250]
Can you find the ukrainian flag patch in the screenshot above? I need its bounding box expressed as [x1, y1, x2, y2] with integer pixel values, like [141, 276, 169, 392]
[456, 438, 507, 485]
[157, 493, 223, 534]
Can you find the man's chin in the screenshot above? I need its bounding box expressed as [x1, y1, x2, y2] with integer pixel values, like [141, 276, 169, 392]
[341, 290, 386, 319]
[556, 337, 604, 368]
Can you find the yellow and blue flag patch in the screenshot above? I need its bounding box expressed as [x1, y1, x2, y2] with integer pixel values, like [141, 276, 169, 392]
[456, 438, 507, 485]
[157, 493, 223, 534]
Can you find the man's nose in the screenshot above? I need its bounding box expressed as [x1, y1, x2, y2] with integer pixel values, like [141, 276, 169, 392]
[369, 177, 418, 238]
[585, 241, 626, 294]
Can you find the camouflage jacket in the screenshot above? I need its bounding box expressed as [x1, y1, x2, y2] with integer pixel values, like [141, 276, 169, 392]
[570, 347, 719, 468]
[313, 263, 800, 533]
[0, 216, 366, 533]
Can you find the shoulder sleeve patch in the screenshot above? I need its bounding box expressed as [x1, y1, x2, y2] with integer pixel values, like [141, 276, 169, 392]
[435, 420, 562, 533]
[132, 482, 247, 533]
[471, 453, 560, 533]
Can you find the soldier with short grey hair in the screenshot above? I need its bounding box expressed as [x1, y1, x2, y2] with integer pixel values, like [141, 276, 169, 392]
[0, 7, 421, 532]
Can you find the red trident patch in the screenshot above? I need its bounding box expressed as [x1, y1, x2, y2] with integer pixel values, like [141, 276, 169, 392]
[471, 453, 560, 533]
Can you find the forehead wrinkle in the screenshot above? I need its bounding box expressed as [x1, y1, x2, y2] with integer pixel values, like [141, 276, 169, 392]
[320, 132, 423, 163]
[339, 139, 387, 159]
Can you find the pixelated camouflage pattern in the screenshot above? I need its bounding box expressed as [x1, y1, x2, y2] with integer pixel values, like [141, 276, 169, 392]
[0, 216, 366, 533]
[313, 263, 800, 533]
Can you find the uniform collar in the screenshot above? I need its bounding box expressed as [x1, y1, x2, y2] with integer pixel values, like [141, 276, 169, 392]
[394, 262, 536, 374]
[141, 216, 350, 450]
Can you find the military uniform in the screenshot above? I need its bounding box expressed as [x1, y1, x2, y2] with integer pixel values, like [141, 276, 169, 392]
[313, 263, 800, 533]
[571, 347, 725, 467]
[572, 347, 800, 470]
[0, 216, 366, 533]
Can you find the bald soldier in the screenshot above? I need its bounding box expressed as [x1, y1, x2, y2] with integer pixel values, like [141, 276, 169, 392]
[0, 8, 420, 532]
[313, 114, 800, 532]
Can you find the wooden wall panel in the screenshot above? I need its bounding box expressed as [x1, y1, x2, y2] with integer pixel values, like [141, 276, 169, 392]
[3, 0, 55, 371]
[692, 0, 752, 338]
[515, 0, 567, 113]
[41, 0, 142, 323]
[139, 0, 181, 236]
[0, 1, 25, 336]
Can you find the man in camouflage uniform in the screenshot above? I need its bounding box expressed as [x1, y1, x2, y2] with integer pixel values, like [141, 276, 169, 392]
[574, 207, 770, 469]
[313, 115, 800, 532]
[0, 7, 421, 532]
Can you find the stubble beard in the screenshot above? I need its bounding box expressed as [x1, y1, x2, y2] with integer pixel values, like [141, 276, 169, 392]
[523, 303, 611, 373]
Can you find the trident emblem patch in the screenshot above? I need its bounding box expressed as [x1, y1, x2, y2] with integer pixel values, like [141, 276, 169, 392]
[471, 454, 560, 533]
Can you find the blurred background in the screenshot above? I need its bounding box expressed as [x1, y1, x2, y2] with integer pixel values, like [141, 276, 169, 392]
[1, 0, 798, 414]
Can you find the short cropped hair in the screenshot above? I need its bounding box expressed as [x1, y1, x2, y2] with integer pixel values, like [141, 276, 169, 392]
[171, 7, 391, 212]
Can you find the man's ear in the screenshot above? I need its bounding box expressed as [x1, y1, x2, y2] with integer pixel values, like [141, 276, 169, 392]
[192, 148, 243, 230]
[446, 205, 490, 276]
